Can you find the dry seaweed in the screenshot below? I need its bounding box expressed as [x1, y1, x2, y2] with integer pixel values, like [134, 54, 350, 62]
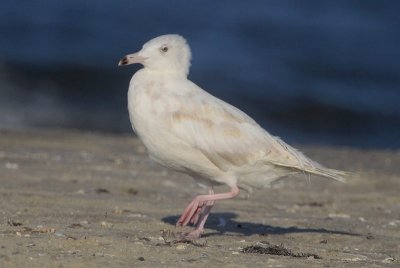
[241, 242, 321, 259]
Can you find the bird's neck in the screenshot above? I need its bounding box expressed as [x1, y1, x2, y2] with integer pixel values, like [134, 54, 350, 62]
[141, 68, 188, 79]
[132, 68, 189, 88]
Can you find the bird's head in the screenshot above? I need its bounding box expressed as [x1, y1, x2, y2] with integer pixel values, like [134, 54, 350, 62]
[118, 34, 192, 76]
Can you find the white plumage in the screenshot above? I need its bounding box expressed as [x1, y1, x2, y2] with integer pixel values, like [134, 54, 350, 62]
[119, 34, 346, 239]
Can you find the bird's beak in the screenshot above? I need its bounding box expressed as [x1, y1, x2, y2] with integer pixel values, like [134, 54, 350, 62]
[118, 52, 146, 66]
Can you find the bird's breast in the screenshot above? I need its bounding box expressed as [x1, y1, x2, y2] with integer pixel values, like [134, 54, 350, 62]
[127, 76, 182, 157]
[128, 81, 163, 136]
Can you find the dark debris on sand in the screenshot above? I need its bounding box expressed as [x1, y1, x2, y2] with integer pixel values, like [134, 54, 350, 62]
[241, 242, 321, 259]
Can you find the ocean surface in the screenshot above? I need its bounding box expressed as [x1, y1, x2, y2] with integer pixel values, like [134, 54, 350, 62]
[0, 1, 399, 148]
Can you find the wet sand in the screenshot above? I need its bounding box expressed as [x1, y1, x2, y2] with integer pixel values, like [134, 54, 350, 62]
[0, 129, 399, 267]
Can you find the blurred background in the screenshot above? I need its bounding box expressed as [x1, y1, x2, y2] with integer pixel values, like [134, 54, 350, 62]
[0, 1, 399, 148]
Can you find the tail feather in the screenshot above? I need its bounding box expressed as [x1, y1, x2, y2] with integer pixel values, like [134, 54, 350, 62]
[304, 166, 348, 182]
[269, 161, 348, 182]
[270, 136, 348, 183]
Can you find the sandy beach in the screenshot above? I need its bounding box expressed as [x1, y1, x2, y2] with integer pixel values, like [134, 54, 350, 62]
[0, 128, 399, 267]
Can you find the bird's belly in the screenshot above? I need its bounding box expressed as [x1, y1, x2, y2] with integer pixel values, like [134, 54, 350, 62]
[141, 129, 222, 181]
[128, 89, 223, 180]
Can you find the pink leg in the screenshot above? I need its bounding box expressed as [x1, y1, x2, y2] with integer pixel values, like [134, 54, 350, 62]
[184, 199, 214, 240]
[189, 188, 215, 225]
[176, 186, 240, 239]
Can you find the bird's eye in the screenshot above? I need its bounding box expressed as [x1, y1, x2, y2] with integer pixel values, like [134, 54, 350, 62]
[160, 45, 168, 53]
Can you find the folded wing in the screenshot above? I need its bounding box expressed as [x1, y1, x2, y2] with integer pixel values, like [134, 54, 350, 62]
[167, 86, 346, 182]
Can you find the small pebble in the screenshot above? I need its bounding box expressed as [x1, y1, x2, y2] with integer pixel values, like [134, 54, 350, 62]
[101, 221, 113, 228]
[176, 244, 186, 250]
[5, 162, 19, 169]
[127, 188, 138, 195]
[76, 189, 85, 194]
[382, 257, 396, 263]
[388, 220, 400, 226]
[128, 213, 147, 218]
[55, 232, 66, 237]
[328, 213, 350, 219]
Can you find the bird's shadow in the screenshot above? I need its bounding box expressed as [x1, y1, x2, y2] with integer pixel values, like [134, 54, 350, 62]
[162, 212, 360, 237]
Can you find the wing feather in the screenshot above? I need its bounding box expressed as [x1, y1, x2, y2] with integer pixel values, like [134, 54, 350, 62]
[167, 89, 276, 170]
[166, 84, 346, 182]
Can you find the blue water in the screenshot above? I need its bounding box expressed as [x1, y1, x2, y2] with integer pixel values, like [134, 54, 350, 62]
[0, 1, 399, 148]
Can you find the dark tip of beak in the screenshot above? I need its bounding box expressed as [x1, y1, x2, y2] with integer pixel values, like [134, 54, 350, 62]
[118, 56, 128, 66]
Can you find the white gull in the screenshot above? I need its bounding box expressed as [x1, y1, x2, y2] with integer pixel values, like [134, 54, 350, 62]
[118, 34, 346, 240]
